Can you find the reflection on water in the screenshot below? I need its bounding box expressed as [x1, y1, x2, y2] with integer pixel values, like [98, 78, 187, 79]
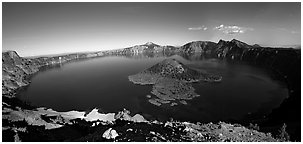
[18, 54, 288, 122]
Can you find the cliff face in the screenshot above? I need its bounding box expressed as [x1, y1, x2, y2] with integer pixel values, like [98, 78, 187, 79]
[122, 42, 165, 54]
[119, 42, 180, 57]
[213, 40, 300, 99]
[2, 51, 39, 95]
[2, 51, 105, 96]
[181, 41, 217, 54]
[215, 39, 253, 59]
[180, 40, 300, 97]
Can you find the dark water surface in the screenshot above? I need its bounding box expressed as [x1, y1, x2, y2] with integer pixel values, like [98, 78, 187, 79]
[18, 55, 288, 122]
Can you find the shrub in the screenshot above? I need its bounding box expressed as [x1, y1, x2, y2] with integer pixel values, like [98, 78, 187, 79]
[248, 123, 259, 131]
[278, 123, 290, 141]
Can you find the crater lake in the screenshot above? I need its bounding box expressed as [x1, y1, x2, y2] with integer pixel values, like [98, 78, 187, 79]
[17, 54, 288, 123]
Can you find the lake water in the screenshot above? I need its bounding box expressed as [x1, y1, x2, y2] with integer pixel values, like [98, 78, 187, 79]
[18, 55, 288, 122]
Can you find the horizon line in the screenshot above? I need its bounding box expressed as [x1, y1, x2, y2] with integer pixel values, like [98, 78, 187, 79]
[3, 39, 301, 57]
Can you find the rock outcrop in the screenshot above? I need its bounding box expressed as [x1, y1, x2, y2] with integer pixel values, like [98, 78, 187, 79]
[122, 42, 164, 54]
[114, 109, 147, 123]
[118, 42, 179, 57]
[181, 41, 217, 54]
[102, 128, 119, 140]
[2, 51, 105, 96]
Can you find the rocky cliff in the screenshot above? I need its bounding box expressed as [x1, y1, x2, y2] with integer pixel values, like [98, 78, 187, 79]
[181, 41, 217, 55]
[119, 42, 178, 57]
[2, 51, 106, 96]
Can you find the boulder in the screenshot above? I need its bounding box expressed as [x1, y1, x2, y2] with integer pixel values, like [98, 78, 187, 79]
[102, 128, 119, 139]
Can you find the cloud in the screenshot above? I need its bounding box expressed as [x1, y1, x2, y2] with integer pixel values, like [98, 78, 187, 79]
[214, 24, 253, 35]
[215, 24, 224, 30]
[188, 25, 207, 31]
[276, 27, 300, 34]
[291, 31, 300, 34]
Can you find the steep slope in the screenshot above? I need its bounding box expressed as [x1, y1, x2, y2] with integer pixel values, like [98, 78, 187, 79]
[181, 41, 217, 54]
[2, 51, 40, 95]
[215, 39, 252, 59]
[123, 42, 164, 54]
[141, 42, 161, 49]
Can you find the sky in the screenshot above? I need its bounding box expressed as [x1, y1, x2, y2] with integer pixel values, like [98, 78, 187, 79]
[2, 2, 301, 57]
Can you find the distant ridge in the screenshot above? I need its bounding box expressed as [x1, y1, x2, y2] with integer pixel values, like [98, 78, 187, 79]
[4, 39, 300, 58]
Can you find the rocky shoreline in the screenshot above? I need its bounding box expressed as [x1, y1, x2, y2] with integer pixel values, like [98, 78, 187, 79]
[2, 39, 300, 141]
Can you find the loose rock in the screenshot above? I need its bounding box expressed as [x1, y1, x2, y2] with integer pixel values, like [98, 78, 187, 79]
[102, 128, 119, 139]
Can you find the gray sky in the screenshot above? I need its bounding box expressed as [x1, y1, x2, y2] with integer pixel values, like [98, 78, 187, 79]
[2, 2, 301, 57]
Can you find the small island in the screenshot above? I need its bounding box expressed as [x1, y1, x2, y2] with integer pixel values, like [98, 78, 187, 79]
[128, 58, 222, 106]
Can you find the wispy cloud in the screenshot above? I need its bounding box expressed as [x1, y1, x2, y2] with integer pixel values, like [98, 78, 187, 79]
[188, 25, 207, 31]
[276, 27, 300, 34]
[214, 24, 253, 35]
[291, 31, 300, 34]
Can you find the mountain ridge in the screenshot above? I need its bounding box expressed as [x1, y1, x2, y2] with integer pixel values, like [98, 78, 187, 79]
[5, 39, 299, 58]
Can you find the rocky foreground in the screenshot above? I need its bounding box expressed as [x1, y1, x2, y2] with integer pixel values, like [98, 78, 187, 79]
[2, 39, 300, 141]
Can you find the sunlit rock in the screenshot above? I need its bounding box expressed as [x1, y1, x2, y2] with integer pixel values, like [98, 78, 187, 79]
[148, 99, 162, 106]
[114, 109, 147, 123]
[2, 108, 63, 129]
[170, 102, 178, 106]
[2, 107, 118, 130]
[102, 128, 119, 139]
[180, 100, 188, 105]
[85, 108, 115, 122]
